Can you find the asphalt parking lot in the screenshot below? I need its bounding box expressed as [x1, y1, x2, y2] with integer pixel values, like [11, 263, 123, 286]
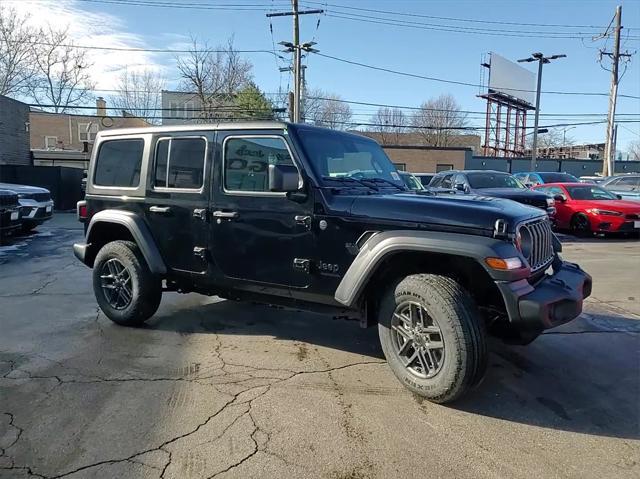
[1, 214, 639, 479]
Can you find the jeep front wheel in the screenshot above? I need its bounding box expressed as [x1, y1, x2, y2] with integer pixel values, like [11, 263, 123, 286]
[93, 240, 162, 327]
[378, 274, 487, 404]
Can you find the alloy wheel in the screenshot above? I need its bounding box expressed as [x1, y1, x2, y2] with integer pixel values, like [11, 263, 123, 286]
[100, 258, 133, 310]
[390, 301, 445, 379]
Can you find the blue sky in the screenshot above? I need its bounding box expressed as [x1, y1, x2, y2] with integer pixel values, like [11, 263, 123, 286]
[10, 0, 640, 152]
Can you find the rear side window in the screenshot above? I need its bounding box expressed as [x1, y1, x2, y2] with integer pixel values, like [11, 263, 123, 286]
[94, 139, 144, 187]
[154, 137, 207, 190]
[224, 136, 294, 193]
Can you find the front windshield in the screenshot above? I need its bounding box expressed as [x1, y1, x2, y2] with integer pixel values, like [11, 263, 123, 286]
[565, 185, 618, 200]
[467, 172, 524, 189]
[539, 172, 579, 183]
[294, 127, 404, 187]
[401, 173, 424, 190]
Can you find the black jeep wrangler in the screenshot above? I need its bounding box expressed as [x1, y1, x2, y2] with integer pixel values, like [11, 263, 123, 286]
[74, 122, 591, 403]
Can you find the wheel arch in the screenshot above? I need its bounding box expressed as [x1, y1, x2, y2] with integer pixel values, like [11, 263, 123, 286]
[84, 210, 166, 275]
[335, 230, 521, 309]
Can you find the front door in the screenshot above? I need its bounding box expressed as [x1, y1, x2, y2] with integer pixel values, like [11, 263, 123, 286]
[210, 132, 313, 288]
[145, 134, 211, 274]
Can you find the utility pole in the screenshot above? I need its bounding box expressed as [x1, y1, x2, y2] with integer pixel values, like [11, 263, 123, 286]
[602, 6, 627, 177]
[518, 52, 566, 171]
[267, 1, 322, 123]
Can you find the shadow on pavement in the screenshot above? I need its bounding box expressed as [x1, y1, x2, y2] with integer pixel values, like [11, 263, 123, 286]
[147, 298, 639, 440]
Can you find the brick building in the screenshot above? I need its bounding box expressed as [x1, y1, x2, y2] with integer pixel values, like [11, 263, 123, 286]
[29, 98, 149, 151]
[382, 145, 472, 173]
[357, 131, 482, 153]
[0, 95, 31, 166]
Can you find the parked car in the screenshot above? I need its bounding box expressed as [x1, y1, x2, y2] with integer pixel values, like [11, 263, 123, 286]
[578, 175, 610, 184]
[600, 174, 640, 201]
[413, 173, 435, 187]
[429, 170, 556, 216]
[532, 182, 640, 235]
[73, 122, 591, 404]
[398, 171, 425, 191]
[0, 190, 21, 241]
[513, 172, 579, 186]
[0, 183, 54, 232]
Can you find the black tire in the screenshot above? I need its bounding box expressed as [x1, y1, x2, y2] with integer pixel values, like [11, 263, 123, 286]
[93, 240, 162, 326]
[378, 274, 487, 404]
[570, 213, 592, 237]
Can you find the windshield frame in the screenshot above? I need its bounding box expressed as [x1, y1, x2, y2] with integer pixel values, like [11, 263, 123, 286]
[289, 124, 405, 189]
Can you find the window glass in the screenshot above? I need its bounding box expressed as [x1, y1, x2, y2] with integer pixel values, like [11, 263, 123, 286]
[94, 139, 144, 187]
[565, 185, 617, 200]
[615, 177, 639, 189]
[224, 137, 293, 192]
[168, 138, 206, 189]
[154, 139, 169, 187]
[154, 138, 206, 189]
[466, 172, 524, 189]
[430, 175, 442, 187]
[538, 186, 564, 196]
[441, 175, 454, 188]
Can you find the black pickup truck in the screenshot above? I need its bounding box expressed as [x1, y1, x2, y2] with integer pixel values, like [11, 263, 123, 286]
[73, 122, 591, 403]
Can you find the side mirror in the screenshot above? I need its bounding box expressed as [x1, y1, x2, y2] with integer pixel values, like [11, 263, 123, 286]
[454, 182, 467, 192]
[524, 183, 533, 188]
[616, 194, 623, 200]
[268, 164, 301, 192]
[553, 194, 567, 202]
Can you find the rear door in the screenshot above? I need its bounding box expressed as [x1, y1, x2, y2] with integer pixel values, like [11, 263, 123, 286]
[144, 133, 211, 274]
[210, 131, 314, 288]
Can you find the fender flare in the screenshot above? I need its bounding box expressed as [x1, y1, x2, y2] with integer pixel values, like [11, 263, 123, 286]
[86, 210, 167, 275]
[334, 230, 525, 307]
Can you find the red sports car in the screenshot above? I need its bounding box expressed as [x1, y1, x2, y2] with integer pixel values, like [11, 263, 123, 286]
[532, 182, 640, 235]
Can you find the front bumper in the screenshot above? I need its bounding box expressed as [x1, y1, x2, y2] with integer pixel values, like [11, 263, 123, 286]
[0, 207, 21, 235]
[497, 258, 592, 337]
[19, 199, 54, 225]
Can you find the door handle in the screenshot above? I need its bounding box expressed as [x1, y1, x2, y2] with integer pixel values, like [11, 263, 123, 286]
[294, 215, 311, 227]
[193, 208, 208, 220]
[149, 206, 171, 214]
[213, 210, 239, 219]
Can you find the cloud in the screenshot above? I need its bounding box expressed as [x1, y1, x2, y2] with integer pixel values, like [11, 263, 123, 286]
[7, 0, 169, 90]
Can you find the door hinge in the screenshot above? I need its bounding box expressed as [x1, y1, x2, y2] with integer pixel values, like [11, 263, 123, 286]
[293, 258, 310, 273]
[193, 246, 207, 260]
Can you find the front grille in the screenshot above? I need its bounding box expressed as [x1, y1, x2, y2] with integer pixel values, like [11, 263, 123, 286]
[519, 217, 554, 272]
[517, 198, 548, 210]
[24, 192, 51, 202]
[625, 213, 640, 220]
[0, 193, 19, 207]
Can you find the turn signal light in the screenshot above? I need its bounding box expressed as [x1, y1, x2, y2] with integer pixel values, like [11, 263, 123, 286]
[485, 257, 523, 270]
[77, 201, 88, 222]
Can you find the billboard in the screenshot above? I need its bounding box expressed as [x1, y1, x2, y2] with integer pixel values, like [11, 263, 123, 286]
[488, 52, 536, 106]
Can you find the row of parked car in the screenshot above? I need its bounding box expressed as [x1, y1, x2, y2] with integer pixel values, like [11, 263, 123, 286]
[399, 170, 640, 236]
[0, 183, 54, 241]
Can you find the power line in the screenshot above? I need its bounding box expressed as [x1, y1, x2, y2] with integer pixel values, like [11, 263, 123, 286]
[312, 52, 640, 100]
[301, 0, 640, 31]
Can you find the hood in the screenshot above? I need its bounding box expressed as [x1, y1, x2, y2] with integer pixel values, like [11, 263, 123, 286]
[348, 192, 544, 234]
[471, 188, 550, 208]
[0, 183, 49, 194]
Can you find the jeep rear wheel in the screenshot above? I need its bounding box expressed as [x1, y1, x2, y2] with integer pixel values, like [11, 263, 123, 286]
[93, 240, 162, 327]
[378, 274, 487, 404]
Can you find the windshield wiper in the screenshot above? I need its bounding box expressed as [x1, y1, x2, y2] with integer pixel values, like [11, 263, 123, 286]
[321, 176, 379, 191]
[362, 177, 406, 191]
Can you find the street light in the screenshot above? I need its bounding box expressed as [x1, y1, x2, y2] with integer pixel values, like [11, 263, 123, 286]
[518, 52, 566, 171]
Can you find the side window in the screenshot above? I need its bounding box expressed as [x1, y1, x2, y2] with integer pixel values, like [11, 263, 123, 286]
[615, 177, 638, 190]
[154, 137, 206, 190]
[430, 176, 442, 187]
[454, 174, 467, 186]
[441, 174, 454, 189]
[224, 136, 294, 193]
[94, 139, 144, 188]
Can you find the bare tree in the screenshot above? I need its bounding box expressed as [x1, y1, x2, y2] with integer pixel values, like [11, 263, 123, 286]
[369, 107, 407, 144]
[627, 140, 640, 161]
[176, 35, 252, 120]
[304, 89, 352, 130]
[525, 128, 574, 155]
[28, 26, 94, 113]
[110, 67, 164, 124]
[412, 94, 467, 146]
[0, 6, 37, 97]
